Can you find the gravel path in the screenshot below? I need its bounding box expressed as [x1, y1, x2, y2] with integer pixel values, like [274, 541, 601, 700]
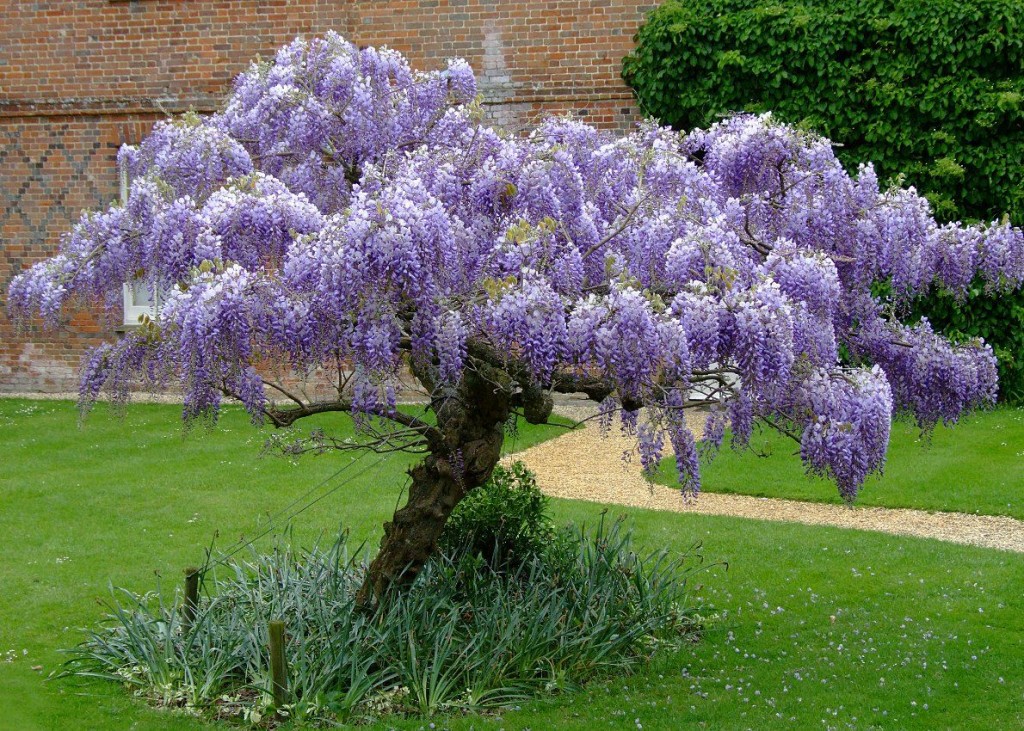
[506, 404, 1024, 554]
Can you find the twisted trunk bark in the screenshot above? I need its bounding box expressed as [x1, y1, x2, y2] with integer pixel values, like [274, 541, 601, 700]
[355, 366, 513, 609]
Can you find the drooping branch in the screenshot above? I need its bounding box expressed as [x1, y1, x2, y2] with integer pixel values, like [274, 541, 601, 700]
[273, 428, 431, 456]
[582, 193, 654, 261]
[261, 378, 305, 409]
[741, 207, 772, 256]
[264, 399, 352, 427]
[550, 370, 616, 403]
[758, 414, 804, 446]
[464, 339, 613, 407]
[262, 398, 445, 451]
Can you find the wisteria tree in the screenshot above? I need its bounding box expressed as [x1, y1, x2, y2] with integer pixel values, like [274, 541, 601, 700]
[9, 34, 1024, 606]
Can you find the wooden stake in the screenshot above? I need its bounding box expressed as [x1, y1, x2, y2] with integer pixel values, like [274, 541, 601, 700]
[182, 567, 200, 634]
[268, 619, 289, 709]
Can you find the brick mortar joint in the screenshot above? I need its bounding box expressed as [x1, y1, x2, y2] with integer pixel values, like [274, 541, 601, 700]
[0, 96, 223, 119]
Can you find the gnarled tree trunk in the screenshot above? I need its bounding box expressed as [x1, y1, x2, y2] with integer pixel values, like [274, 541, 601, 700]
[355, 365, 515, 609]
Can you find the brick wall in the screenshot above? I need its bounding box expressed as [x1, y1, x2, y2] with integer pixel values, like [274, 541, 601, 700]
[0, 0, 653, 393]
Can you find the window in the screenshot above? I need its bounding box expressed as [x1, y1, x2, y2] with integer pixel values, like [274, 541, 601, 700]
[123, 280, 156, 325]
[120, 155, 158, 326]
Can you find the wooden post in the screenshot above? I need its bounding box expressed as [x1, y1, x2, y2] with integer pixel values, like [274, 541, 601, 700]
[182, 567, 200, 635]
[268, 619, 289, 709]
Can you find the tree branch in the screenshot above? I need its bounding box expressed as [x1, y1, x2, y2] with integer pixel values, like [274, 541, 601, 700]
[261, 379, 305, 409]
[759, 414, 804, 446]
[582, 193, 653, 261]
[262, 398, 445, 451]
[741, 207, 772, 256]
[550, 370, 616, 402]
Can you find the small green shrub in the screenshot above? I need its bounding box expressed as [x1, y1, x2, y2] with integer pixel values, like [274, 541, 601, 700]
[623, 0, 1024, 401]
[439, 460, 555, 571]
[57, 519, 702, 726]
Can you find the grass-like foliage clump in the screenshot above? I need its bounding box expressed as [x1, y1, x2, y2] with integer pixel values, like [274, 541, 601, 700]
[56, 468, 701, 726]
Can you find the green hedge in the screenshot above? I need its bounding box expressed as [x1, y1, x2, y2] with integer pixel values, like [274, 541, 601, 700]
[624, 0, 1024, 402]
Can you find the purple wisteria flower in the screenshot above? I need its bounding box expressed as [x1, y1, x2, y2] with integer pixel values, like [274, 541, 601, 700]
[9, 41, 1024, 503]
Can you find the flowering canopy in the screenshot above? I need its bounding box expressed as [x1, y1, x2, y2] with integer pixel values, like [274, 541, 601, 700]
[10, 33, 1024, 502]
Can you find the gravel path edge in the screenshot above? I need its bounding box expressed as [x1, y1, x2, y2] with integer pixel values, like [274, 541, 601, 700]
[506, 405, 1024, 554]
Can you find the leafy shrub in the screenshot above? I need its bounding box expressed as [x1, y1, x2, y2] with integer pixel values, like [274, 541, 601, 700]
[623, 0, 1024, 401]
[438, 460, 555, 571]
[57, 519, 702, 725]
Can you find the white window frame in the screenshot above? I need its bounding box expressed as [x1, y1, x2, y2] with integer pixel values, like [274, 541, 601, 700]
[120, 157, 158, 326]
[123, 281, 157, 325]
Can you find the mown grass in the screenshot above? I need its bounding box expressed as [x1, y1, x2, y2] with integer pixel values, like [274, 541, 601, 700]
[1, 398, 1022, 729]
[654, 408, 1024, 519]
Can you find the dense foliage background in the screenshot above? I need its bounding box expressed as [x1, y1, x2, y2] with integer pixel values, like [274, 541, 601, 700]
[624, 0, 1024, 402]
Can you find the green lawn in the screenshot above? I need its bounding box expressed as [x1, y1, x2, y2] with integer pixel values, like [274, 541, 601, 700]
[1, 399, 1022, 729]
[655, 408, 1024, 519]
